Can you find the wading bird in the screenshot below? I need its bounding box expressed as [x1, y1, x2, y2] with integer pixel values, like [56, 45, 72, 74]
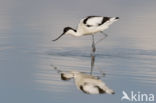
[52, 16, 119, 42]
[52, 16, 119, 65]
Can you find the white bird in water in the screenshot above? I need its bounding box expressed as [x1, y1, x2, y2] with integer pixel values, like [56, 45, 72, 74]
[52, 16, 119, 41]
[61, 71, 115, 95]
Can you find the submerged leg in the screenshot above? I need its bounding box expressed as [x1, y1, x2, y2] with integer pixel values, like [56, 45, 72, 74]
[90, 32, 108, 76]
[90, 35, 96, 75]
[95, 32, 108, 45]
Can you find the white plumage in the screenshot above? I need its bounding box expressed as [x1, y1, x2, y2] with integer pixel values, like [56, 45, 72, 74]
[84, 16, 104, 26]
[61, 71, 115, 94]
[52, 16, 119, 41]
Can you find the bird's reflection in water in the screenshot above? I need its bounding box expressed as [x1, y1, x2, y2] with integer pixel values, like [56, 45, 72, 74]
[51, 34, 113, 95]
[61, 71, 115, 94]
[51, 65, 115, 95]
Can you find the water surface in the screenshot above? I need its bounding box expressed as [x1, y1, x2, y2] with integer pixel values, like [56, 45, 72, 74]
[0, 0, 156, 103]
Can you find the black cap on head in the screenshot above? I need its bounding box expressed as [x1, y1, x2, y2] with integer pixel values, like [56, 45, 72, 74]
[61, 73, 72, 81]
[52, 27, 76, 42]
[63, 27, 72, 33]
[63, 27, 76, 33]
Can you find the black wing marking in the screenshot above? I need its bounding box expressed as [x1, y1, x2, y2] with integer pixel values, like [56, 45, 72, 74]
[94, 85, 106, 94]
[83, 16, 101, 27]
[98, 17, 110, 26]
[79, 83, 106, 94]
[83, 16, 99, 24]
[79, 85, 89, 94]
[83, 16, 110, 27]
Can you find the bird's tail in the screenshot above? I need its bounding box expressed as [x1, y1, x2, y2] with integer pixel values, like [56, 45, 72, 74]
[111, 17, 119, 21]
[100, 82, 115, 94]
[105, 88, 115, 94]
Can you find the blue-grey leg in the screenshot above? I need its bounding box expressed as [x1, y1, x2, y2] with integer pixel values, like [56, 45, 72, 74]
[93, 32, 107, 76]
[90, 35, 96, 75]
[95, 31, 108, 45]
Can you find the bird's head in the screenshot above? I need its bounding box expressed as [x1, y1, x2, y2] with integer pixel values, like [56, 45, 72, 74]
[60, 70, 81, 81]
[61, 72, 74, 81]
[52, 27, 76, 41]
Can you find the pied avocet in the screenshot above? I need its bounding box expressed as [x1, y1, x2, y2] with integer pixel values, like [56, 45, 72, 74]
[52, 16, 119, 41]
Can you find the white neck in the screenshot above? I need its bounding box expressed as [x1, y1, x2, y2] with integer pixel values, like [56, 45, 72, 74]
[68, 30, 81, 37]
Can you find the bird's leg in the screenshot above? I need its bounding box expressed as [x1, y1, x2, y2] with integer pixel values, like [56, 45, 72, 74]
[90, 35, 96, 75]
[95, 32, 108, 45]
[96, 67, 106, 78]
[92, 35, 96, 52]
[92, 32, 107, 77]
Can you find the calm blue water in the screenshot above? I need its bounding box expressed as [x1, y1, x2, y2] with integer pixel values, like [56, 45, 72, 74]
[0, 0, 156, 103]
